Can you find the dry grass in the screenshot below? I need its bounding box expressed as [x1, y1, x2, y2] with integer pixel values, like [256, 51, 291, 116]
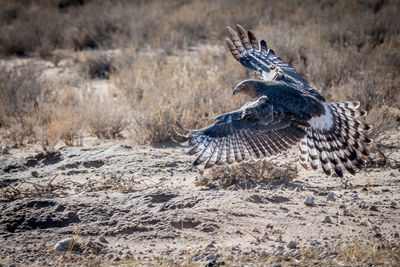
[52, 236, 400, 266]
[0, 0, 399, 148]
[79, 51, 116, 79]
[111, 47, 246, 144]
[197, 160, 298, 189]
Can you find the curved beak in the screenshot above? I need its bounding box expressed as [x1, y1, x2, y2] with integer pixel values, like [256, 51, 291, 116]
[232, 87, 239, 95]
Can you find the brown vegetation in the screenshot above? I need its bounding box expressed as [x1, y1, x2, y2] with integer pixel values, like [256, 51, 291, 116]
[0, 0, 399, 148]
[1, 2, 399, 265]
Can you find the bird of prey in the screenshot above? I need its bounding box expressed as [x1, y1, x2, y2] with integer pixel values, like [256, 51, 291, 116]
[175, 25, 372, 177]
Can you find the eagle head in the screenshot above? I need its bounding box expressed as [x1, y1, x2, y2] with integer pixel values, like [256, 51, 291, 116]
[232, 79, 262, 98]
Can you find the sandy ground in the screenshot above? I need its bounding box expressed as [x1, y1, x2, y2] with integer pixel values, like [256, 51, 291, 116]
[0, 132, 399, 266]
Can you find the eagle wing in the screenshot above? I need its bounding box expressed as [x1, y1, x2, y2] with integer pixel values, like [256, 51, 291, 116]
[178, 96, 311, 169]
[226, 25, 324, 101]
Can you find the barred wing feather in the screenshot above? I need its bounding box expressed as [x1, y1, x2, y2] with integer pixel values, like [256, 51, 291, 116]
[226, 25, 324, 101]
[179, 96, 309, 169]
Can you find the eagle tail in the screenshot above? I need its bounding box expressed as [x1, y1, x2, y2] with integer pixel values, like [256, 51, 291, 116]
[299, 102, 372, 177]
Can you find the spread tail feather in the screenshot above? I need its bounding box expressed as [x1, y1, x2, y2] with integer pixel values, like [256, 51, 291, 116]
[299, 102, 372, 177]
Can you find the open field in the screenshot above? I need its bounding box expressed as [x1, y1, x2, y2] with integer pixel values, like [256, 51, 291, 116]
[1, 0, 400, 266]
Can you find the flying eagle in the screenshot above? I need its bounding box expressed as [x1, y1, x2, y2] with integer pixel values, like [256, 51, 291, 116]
[175, 25, 372, 177]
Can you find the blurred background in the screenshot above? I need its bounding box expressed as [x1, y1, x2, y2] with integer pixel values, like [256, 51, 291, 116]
[0, 0, 399, 149]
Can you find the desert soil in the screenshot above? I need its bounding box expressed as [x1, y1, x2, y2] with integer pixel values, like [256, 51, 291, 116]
[1, 132, 399, 266]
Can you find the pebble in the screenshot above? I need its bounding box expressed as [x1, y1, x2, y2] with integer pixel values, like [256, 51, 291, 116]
[270, 264, 281, 267]
[390, 202, 397, 209]
[370, 205, 379, 212]
[54, 237, 74, 251]
[327, 193, 335, 201]
[287, 240, 297, 249]
[231, 245, 240, 251]
[304, 197, 315, 206]
[194, 254, 205, 261]
[206, 241, 215, 248]
[98, 236, 108, 244]
[394, 232, 399, 238]
[205, 254, 216, 261]
[279, 206, 289, 212]
[202, 254, 217, 266]
[322, 216, 332, 224]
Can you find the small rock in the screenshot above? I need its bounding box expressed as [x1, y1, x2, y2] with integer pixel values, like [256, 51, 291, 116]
[31, 171, 39, 178]
[231, 245, 240, 251]
[339, 204, 346, 209]
[370, 205, 379, 212]
[206, 241, 215, 249]
[168, 254, 175, 261]
[194, 254, 205, 261]
[287, 240, 297, 249]
[390, 202, 397, 209]
[306, 222, 313, 227]
[202, 254, 217, 266]
[270, 264, 282, 267]
[205, 254, 216, 261]
[394, 232, 399, 238]
[54, 237, 74, 251]
[98, 236, 108, 244]
[327, 193, 335, 201]
[381, 188, 390, 192]
[322, 216, 332, 224]
[279, 206, 289, 212]
[226, 254, 234, 260]
[84, 239, 95, 247]
[274, 249, 284, 256]
[304, 197, 314, 206]
[311, 240, 321, 246]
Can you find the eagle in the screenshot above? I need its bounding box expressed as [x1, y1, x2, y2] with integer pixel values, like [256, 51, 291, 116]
[175, 25, 372, 177]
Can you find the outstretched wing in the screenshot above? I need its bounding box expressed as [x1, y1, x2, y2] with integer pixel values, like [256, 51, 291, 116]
[177, 96, 310, 168]
[226, 24, 324, 101]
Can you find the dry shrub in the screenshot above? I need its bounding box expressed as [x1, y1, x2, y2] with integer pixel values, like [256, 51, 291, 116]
[335, 238, 400, 266]
[0, 64, 84, 147]
[2, 115, 42, 147]
[79, 51, 116, 79]
[1, 0, 399, 147]
[0, 63, 45, 146]
[112, 47, 247, 144]
[85, 95, 130, 139]
[39, 86, 84, 146]
[0, 64, 43, 125]
[197, 160, 298, 189]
